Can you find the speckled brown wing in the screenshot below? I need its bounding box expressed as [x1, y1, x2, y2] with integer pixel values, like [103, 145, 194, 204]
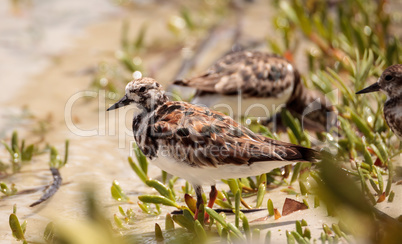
[140, 101, 318, 168]
[174, 51, 296, 98]
[384, 97, 402, 139]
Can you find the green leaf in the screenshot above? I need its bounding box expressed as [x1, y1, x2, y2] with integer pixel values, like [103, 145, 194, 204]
[205, 207, 227, 228]
[227, 222, 244, 240]
[242, 214, 251, 241]
[138, 195, 180, 208]
[63, 140, 69, 166]
[257, 173, 267, 187]
[265, 230, 271, 244]
[49, 146, 60, 168]
[22, 144, 34, 162]
[296, 220, 303, 235]
[154, 223, 164, 241]
[234, 190, 240, 228]
[281, 188, 298, 195]
[279, 1, 298, 25]
[172, 209, 194, 232]
[362, 143, 374, 170]
[302, 199, 309, 209]
[110, 180, 129, 202]
[267, 199, 274, 216]
[268, 38, 284, 56]
[299, 181, 309, 196]
[1, 182, 10, 195]
[114, 214, 126, 229]
[320, 232, 327, 243]
[322, 224, 332, 235]
[350, 110, 374, 141]
[373, 136, 389, 164]
[43, 222, 55, 242]
[369, 144, 385, 167]
[290, 163, 302, 184]
[252, 228, 261, 243]
[303, 228, 311, 239]
[180, 8, 195, 31]
[357, 167, 376, 205]
[256, 183, 266, 208]
[128, 157, 148, 184]
[138, 202, 150, 214]
[227, 179, 239, 196]
[134, 24, 147, 52]
[215, 199, 233, 209]
[368, 176, 381, 195]
[133, 143, 148, 175]
[146, 180, 175, 201]
[165, 213, 175, 230]
[11, 131, 18, 153]
[197, 203, 204, 225]
[376, 166, 384, 193]
[314, 196, 320, 208]
[118, 206, 126, 216]
[281, 110, 303, 144]
[120, 54, 136, 72]
[1, 140, 14, 158]
[9, 213, 25, 240]
[385, 158, 393, 196]
[222, 190, 232, 206]
[286, 230, 296, 244]
[388, 191, 395, 202]
[21, 220, 27, 234]
[291, 231, 307, 244]
[194, 220, 207, 240]
[247, 177, 257, 190]
[162, 171, 167, 184]
[332, 223, 342, 237]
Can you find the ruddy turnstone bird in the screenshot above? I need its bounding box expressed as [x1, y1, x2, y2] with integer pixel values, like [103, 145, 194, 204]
[356, 64, 402, 140]
[108, 77, 320, 218]
[174, 50, 336, 131]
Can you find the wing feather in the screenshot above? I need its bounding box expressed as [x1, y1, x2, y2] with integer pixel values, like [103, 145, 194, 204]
[173, 51, 295, 98]
[144, 101, 318, 168]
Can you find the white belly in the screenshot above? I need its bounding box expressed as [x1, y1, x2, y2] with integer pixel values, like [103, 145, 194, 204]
[191, 86, 293, 119]
[151, 152, 291, 186]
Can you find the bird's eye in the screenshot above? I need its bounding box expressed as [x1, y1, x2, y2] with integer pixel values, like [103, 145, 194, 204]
[139, 87, 146, 92]
[384, 75, 393, 81]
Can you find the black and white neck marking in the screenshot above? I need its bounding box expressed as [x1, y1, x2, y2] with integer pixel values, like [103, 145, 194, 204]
[356, 64, 402, 140]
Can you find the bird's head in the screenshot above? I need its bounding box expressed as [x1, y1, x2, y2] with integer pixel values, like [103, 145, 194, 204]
[107, 77, 168, 112]
[356, 64, 402, 99]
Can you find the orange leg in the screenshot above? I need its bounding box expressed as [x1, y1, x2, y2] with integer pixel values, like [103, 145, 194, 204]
[204, 185, 217, 222]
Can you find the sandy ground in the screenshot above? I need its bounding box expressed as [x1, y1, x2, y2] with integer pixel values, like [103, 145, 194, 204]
[0, 1, 401, 243]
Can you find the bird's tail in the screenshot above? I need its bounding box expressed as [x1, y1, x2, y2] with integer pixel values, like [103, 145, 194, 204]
[296, 146, 322, 162]
[173, 79, 188, 86]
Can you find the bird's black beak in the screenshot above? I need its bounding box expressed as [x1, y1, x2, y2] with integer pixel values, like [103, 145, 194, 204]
[356, 82, 381, 94]
[107, 95, 132, 111]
